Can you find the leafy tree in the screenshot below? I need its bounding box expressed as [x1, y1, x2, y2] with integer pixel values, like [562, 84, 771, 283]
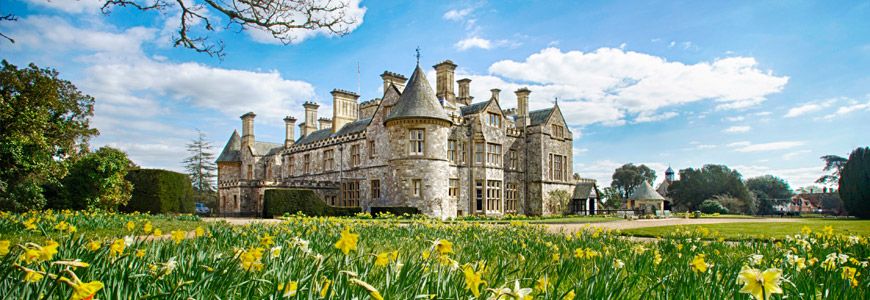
[746, 175, 794, 215]
[60, 147, 135, 210]
[101, 0, 363, 58]
[184, 129, 217, 192]
[0, 60, 98, 211]
[816, 155, 848, 186]
[797, 185, 825, 194]
[819, 193, 845, 216]
[839, 147, 870, 219]
[547, 189, 572, 215]
[711, 194, 744, 214]
[600, 187, 623, 209]
[668, 165, 755, 214]
[699, 199, 728, 214]
[610, 163, 656, 199]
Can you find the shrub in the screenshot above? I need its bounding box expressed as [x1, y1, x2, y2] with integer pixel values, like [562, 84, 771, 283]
[840, 147, 870, 219]
[121, 169, 194, 214]
[263, 189, 361, 217]
[371, 206, 419, 216]
[699, 199, 729, 214]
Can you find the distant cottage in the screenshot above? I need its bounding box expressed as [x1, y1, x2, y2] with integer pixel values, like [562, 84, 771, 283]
[215, 59, 582, 218]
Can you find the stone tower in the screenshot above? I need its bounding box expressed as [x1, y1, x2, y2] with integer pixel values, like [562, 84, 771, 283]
[331, 89, 360, 134]
[434, 60, 457, 105]
[384, 63, 454, 218]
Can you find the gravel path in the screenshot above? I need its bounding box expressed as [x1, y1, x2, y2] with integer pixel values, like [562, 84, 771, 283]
[544, 217, 801, 234]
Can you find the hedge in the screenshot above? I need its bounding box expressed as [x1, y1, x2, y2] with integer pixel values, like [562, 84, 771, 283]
[263, 189, 361, 217]
[371, 206, 419, 216]
[121, 169, 194, 214]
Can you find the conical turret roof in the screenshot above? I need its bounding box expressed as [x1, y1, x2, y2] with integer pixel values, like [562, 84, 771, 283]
[385, 64, 451, 124]
[628, 181, 665, 201]
[215, 130, 242, 163]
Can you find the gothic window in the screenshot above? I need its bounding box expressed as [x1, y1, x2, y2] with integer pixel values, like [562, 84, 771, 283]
[506, 183, 518, 213]
[371, 180, 380, 200]
[323, 149, 334, 171]
[448, 179, 458, 198]
[486, 143, 501, 165]
[351, 144, 361, 167]
[409, 129, 424, 155]
[448, 140, 456, 162]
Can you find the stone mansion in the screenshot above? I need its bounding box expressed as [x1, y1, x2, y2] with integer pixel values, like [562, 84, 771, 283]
[216, 59, 578, 219]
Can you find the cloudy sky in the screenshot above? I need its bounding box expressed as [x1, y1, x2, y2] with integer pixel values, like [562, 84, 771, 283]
[2, 0, 868, 190]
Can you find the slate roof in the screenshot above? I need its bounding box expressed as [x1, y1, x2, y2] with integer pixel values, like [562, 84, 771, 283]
[573, 181, 599, 199]
[296, 128, 332, 145]
[385, 64, 451, 124]
[460, 101, 489, 116]
[333, 118, 372, 137]
[628, 181, 665, 201]
[215, 130, 241, 163]
[529, 108, 554, 126]
[252, 141, 283, 156]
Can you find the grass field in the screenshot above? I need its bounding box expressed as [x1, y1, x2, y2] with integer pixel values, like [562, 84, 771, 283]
[2, 210, 869, 299]
[622, 218, 870, 240]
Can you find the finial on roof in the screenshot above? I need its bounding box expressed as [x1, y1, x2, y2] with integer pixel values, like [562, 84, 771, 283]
[416, 46, 421, 64]
[554, 97, 558, 105]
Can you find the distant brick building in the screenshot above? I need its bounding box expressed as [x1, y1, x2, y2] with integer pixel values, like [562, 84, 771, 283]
[216, 60, 576, 218]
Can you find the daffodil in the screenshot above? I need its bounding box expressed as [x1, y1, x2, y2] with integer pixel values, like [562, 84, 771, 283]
[38, 241, 58, 261]
[614, 259, 625, 269]
[86, 241, 101, 251]
[153, 228, 162, 236]
[350, 279, 384, 300]
[334, 228, 359, 255]
[0, 240, 10, 256]
[463, 265, 487, 296]
[374, 252, 390, 266]
[171, 230, 185, 244]
[435, 239, 454, 256]
[260, 233, 275, 247]
[737, 266, 783, 300]
[319, 278, 332, 298]
[125, 221, 135, 231]
[109, 239, 125, 257]
[195, 226, 205, 237]
[281, 280, 298, 297]
[535, 276, 551, 293]
[24, 269, 43, 282]
[563, 289, 576, 300]
[19, 248, 42, 264]
[136, 249, 146, 258]
[691, 254, 709, 274]
[69, 280, 104, 300]
[143, 222, 152, 233]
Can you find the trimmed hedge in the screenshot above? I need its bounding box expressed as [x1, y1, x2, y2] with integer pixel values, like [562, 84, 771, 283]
[264, 189, 361, 217]
[121, 169, 194, 214]
[371, 206, 419, 216]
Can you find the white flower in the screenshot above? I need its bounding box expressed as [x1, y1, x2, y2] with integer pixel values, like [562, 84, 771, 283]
[124, 235, 134, 246]
[749, 254, 763, 265]
[270, 246, 282, 258]
[849, 236, 860, 245]
[614, 259, 625, 269]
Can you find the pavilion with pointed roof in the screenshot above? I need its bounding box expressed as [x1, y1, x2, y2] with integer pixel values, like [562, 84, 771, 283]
[628, 181, 668, 214]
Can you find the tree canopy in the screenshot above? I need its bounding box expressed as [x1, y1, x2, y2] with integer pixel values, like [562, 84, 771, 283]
[668, 164, 755, 214]
[816, 155, 848, 186]
[610, 163, 656, 199]
[839, 147, 870, 219]
[745, 175, 794, 215]
[184, 129, 217, 192]
[61, 147, 135, 210]
[0, 60, 98, 211]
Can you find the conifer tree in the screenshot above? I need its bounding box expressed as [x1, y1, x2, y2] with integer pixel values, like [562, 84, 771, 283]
[183, 129, 217, 192]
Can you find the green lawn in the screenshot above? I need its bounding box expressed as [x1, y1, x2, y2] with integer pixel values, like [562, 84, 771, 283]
[0, 212, 208, 244]
[621, 218, 870, 240]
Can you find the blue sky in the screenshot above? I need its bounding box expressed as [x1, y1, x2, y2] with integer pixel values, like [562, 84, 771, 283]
[2, 0, 868, 189]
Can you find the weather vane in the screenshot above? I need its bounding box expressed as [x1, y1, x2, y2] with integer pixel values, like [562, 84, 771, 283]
[416, 46, 421, 64]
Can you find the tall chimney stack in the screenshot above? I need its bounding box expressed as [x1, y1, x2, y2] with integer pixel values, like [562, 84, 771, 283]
[318, 117, 332, 131]
[302, 101, 319, 137]
[457, 78, 473, 105]
[380, 71, 408, 93]
[240, 112, 256, 147]
[434, 60, 457, 105]
[490, 88, 501, 103]
[331, 89, 360, 134]
[515, 88, 531, 128]
[283, 116, 296, 148]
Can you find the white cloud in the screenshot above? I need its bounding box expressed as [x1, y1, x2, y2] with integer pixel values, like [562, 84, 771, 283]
[784, 103, 823, 118]
[24, 0, 104, 14]
[755, 111, 772, 116]
[824, 99, 870, 119]
[732, 141, 805, 152]
[725, 116, 745, 122]
[6, 15, 155, 55]
[722, 125, 751, 133]
[443, 8, 473, 21]
[454, 37, 492, 51]
[245, 0, 367, 44]
[481, 47, 787, 126]
[633, 111, 678, 123]
[782, 150, 811, 160]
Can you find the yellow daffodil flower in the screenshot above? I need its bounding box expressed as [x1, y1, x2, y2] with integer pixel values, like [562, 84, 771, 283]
[136, 249, 146, 258]
[563, 289, 576, 300]
[153, 228, 162, 236]
[195, 226, 205, 237]
[535, 276, 551, 293]
[281, 280, 298, 297]
[125, 221, 135, 231]
[319, 278, 332, 298]
[691, 254, 709, 274]
[143, 222, 152, 233]
[435, 239, 454, 256]
[70, 280, 104, 300]
[737, 266, 783, 300]
[334, 228, 359, 255]
[19, 248, 42, 264]
[463, 265, 486, 296]
[24, 270, 43, 282]
[110, 239, 125, 257]
[171, 231, 185, 244]
[86, 241, 101, 251]
[350, 279, 384, 300]
[374, 252, 390, 266]
[0, 240, 10, 256]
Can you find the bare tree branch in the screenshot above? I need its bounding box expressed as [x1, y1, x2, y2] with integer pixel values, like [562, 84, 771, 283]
[102, 0, 360, 58]
[0, 14, 18, 44]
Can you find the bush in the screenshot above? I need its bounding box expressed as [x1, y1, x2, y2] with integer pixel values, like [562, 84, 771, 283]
[840, 147, 870, 219]
[263, 189, 361, 217]
[699, 199, 729, 214]
[371, 206, 419, 216]
[121, 169, 194, 214]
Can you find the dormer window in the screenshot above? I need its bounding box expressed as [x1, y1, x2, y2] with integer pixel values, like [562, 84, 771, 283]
[552, 124, 564, 139]
[488, 112, 500, 127]
[410, 129, 424, 155]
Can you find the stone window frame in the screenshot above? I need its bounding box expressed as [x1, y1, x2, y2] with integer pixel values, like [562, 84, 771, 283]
[448, 140, 456, 163]
[371, 180, 380, 200]
[488, 112, 501, 127]
[351, 144, 361, 167]
[475, 180, 484, 212]
[552, 124, 564, 139]
[409, 129, 425, 156]
[303, 154, 310, 174]
[509, 150, 518, 169]
[233, 195, 238, 209]
[549, 153, 567, 181]
[506, 182, 518, 213]
[448, 178, 458, 198]
[486, 180, 502, 213]
[341, 181, 359, 207]
[459, 141, 467, 164]
[288, 156, 294, 176]
[323, 149, 334, 171]
[486, 143, 502, 166]
[247, 164, 253, 180]
[474, 142, 484, 164]
[412, 179, 422, 197]
[369, 140, 376, 159]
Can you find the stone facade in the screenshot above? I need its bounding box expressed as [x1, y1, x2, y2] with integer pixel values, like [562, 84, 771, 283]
[216, 59, 577, 219]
